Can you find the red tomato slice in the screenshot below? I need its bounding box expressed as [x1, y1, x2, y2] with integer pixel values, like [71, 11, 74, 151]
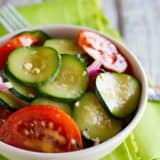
[0, 105, 83, 153]
[78, 30, 128, 72]
[0, 34, 39, 70]
[0, 107, 11, 128]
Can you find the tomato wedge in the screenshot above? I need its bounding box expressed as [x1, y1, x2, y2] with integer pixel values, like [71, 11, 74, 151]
[0, 105, 83, 153]
[0, 107, 11, 128]
[78, 30, 128, 73]
[0, 33, 38, 70]
[0, 32, 48, 70]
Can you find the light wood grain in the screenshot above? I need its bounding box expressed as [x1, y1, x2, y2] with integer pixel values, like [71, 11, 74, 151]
[0, 0, 42, 6]
[119, 0, 160, 83]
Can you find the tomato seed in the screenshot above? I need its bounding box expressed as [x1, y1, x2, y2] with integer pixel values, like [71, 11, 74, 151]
[40, 120, 46, 127]
[30, 123, 34, 127]
[30, 129, 34, 135]
[24, 129, 30, 136]
[70, 138, 76, 144]
[33, 120, 38, 125]
[48, 122, 54, 129]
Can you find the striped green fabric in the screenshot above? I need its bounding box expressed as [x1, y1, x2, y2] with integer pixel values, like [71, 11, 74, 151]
[0, 1, 160, 160]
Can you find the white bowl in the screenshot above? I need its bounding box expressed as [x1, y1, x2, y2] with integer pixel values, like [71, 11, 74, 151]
[0, 24, 148, 160]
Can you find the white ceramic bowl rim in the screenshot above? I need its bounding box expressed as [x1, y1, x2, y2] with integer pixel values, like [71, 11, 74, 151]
[0, 24, 148, 158]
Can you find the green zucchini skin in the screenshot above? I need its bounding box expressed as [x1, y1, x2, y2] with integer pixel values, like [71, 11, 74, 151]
[72, 92, 122, 142]
[44, 39, 84, 54]
[0, 90, 28, 110]
[31, 97, 72, 115]
[95, 72, 141, 119]
[3, 68, 37, 102]
[39, 54, 89, 102]
[6, 46, 61, 86]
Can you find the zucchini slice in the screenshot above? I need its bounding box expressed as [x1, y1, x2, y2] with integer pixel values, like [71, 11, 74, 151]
[7, 47, 61, 86]
[72, 92, 122, 141]
[44, 39, 84, 54]
[95, 72, 141, 118]
[0, 90, 28, 109]
[39, 54, 88, 102]
[31, 97, 71, 115]
[3, 69, 37, 101]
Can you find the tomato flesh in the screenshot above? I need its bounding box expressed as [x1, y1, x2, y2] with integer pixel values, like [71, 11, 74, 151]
[0, 105, 83, 153]
[78, 30, 128, 73]
[0, 107, 11, 128]
[0, 34, 39, 70]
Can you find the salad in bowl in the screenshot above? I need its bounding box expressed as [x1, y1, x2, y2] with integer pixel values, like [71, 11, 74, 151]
[0, 25, 147, 160]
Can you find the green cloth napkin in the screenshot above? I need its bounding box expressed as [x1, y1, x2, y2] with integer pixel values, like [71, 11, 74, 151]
[0, 0, 160, 160]
[0, 0, 121, 40]
[102, 101, 160, 160]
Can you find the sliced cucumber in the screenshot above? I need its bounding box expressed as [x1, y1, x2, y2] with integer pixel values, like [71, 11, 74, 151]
[95, 72, 141, 118]
[39, 54, 88, 102]
[0, 90, 28, 109]
[44, 39, 84, 54]
[31, 97, 71, 115]
[7, 47, 61, 86]
[17, 30, 50, 45]
[3, 69, 37, 101]
[72, 92, 122, 141]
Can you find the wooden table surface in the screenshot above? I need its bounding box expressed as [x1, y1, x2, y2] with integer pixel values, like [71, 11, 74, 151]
[102, 0, 160, 84]
[1, 0, 160, 84]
